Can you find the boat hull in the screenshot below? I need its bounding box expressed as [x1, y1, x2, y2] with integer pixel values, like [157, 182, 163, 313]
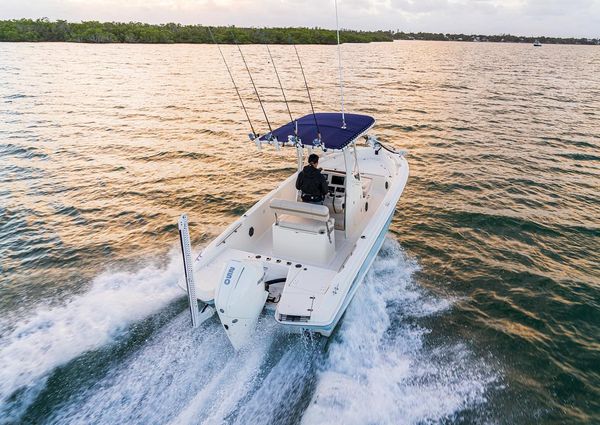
[300, 208, 394, 336]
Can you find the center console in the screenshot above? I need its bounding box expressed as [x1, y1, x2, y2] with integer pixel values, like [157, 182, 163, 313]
[322, 171, 346, 230]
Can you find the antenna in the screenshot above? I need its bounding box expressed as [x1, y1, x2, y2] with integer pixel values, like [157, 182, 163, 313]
[335, 0, 346, 129]
[294, 45, 321, 141]
[236, 43, 274, 137]
[207, 27, 257, 138]
[266, 45, 294, 125]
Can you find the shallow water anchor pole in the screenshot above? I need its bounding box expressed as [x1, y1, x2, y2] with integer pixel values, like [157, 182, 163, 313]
[178, 214, 199, 327]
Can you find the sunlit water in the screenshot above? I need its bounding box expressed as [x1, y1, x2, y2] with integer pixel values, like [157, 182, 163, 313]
[0, 41, 599, 424]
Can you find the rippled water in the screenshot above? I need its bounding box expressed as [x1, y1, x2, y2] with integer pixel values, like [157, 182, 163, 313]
[1, 41, 599, 424]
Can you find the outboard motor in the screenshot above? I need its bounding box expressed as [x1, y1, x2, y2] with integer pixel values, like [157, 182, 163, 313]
[215, 259, 267, 349]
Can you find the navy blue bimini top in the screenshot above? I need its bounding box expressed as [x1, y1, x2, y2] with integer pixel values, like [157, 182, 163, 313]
[260, 112, 375, 150]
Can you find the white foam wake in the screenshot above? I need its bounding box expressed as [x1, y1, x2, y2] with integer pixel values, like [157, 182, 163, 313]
[301, 239, 496, 425]
[0, 250, 185, 421]
[47, 314, 288, 425]
[16, 238, 497, 425]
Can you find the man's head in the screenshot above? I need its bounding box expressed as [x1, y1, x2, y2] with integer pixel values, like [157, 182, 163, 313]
[308, 153, 319, 167]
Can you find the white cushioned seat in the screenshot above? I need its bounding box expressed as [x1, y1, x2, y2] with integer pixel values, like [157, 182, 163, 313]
[270, 199, 336, 265]
[277, 214, 334, 234]
[270, 199, 330, 222]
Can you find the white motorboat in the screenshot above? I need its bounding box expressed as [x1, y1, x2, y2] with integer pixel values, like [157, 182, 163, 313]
[176, 1, 408, 349]
[177, 112, 409, 349]
[533, 40, 542, 47]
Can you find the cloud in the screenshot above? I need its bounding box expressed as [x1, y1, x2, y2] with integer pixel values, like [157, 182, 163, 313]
[390, 0, 450, 14]
[522, 0, 596, 16]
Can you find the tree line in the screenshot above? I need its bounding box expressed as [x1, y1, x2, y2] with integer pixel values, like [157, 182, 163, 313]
[393, 31, 599, 45]
[0, 19, 597, 45]
[0, 19, 393, 44]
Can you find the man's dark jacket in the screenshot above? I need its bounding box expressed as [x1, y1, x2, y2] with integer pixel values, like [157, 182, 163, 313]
[295, 165, 328, 202]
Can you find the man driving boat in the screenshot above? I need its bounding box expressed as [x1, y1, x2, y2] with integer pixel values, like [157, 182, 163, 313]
[295, 153, 329, 204]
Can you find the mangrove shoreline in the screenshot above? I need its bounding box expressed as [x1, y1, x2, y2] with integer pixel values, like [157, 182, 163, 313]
[0, 19, 598, 45]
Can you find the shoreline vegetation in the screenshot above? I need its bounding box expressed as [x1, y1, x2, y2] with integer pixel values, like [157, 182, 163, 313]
[0, 19, 598, 45]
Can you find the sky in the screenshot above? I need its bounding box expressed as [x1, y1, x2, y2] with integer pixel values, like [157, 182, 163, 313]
[1, 0, 599, 38]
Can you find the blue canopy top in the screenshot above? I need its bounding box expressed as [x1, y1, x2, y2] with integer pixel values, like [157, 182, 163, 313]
[260, 112, 375, 150]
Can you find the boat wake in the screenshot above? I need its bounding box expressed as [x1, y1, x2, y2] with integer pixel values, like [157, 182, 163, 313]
[0, 251, 185, 423]
[302, 241, 496, 425]
[0, 239, 497, 425]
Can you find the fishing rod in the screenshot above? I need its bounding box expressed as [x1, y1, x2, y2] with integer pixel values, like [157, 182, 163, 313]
[236, 43, 274, 138]
[266, 44, 294, 126]
[334, 0, 346, 129]
[207, 27, 257, 138]
[293, 45, 321, 141]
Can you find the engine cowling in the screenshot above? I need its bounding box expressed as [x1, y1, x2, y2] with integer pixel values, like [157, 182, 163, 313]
[215, 259, 267, 349]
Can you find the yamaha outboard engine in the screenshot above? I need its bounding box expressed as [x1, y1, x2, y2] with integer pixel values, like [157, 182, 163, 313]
[215, 260, 267, 349]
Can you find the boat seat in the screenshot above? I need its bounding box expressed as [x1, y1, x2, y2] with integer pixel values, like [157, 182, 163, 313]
[277, 214, 331, 234]
[270, 199, 330, 223]
[270, 199, 335, 265]
[270, 199, 334, 235]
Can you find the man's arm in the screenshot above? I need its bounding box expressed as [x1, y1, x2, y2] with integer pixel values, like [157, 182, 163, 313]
[295, 171, 303, 190]
[321, 175, 329, 196]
